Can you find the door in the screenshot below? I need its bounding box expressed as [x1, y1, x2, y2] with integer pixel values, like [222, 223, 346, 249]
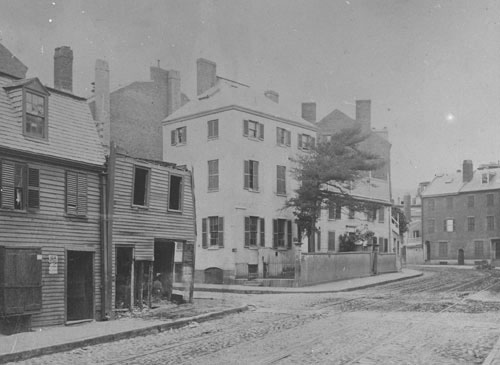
[115, 247, 133, 309]
[67, 251, 94, 321]
[458, 249, 464, 265]
[493, 239, 500, 260]
[425, 241, 431, 261]
[154, 239, 175, 299]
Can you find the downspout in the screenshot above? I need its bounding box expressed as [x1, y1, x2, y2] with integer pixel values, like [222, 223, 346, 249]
[99, 166, 109, 320]
[188, 166, 197, 303]
[104, 142, 116, 318]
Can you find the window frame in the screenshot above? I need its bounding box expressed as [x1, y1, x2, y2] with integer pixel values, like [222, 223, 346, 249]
[171, 126, 187, 146]
[273, 219, 293, 249]
[0, 161, 40, 212]
[244, 216, 265, 248]
[487, 215, 495, 231]
[276, 127, 291, 147]
[23, 88, 48, 140]
[467, 216, 475, 232]
[276, 165, 286, 195]
[298, 133, 315, 151]
[66, 170, 88, 217]
[202, 216, 224, 248]
[208, 159, 219, 191]
[444, 218, 455, 232]
[487, 193, 495, 207]
[243, 120, 264, 140]
[207, 119, 219, 140]
[244, 160, 259, 192]
[474, 240, 484, 258]
[132, 165, 151, 208]
[168, 173, 183, 212]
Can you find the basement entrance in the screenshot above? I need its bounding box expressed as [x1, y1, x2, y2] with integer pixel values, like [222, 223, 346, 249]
[115, 247, 133, 309]
[67, 251, 94, 321]
[154, 239, 175, 300]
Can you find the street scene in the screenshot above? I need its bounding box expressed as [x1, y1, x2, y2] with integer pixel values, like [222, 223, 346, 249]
[2, 0, 500, 364]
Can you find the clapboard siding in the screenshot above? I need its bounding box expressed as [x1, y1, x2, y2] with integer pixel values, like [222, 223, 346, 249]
[0, 155, 102, 327]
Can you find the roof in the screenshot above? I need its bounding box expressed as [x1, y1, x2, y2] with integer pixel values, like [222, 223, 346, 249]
[163, 78, 317, 131]
[0, 75, 105, 167]
[349, 176, 391, 204]
[0, 43, 27, 79]
[421, 167, 500, 197]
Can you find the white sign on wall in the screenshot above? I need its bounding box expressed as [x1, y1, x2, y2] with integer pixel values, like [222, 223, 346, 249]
[48, 255, 58, 274]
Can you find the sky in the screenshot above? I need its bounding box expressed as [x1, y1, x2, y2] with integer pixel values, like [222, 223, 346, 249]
[1, 0, 499, 195]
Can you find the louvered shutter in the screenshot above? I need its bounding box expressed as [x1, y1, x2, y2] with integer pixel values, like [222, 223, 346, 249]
[298, 134, 303, 149]
[28, 168, 40, 209]
[244, 217, 250, 247]
[66, 171, 78, 215]
[254, 161, 259, 190]
[259, 123, 264, 140]
[287, 221, 292, 249]
[244, 160, 249, 189]
[243, 120, 249, 136]
[273, 219, 278, 249]
[202, 218, 207, 248]
[183, 127, 187, 143]
[260, 218, 265, 247]
[214, 120, 219, 137]
[286, 130, 291, 146]
[276, 127, 280, 144]
[218, 217, 224, 247]
[171, 130, 177, 145]
[77, 173, 88, 215]
[1, 161, 15, 209]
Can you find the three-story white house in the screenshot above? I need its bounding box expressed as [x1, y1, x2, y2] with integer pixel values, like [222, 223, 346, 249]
[162, 59, 317, 284]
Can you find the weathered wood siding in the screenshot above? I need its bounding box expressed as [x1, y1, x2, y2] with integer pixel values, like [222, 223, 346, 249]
[111, 155, 196, 304]
[0, 155, 102, 327]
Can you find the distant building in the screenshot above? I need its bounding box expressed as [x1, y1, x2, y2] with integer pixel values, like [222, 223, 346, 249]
[421, 160, 500, 265]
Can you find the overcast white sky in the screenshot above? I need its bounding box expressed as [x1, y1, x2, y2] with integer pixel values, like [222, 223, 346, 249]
[1, 0, 499, 194]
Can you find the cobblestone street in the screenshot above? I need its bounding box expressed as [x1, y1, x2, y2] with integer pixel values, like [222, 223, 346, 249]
[8, 267, 500, 364]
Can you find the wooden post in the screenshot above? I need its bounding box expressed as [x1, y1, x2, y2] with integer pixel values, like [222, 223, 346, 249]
[147, 262, 153, 308]
[138, 261, 144, 310]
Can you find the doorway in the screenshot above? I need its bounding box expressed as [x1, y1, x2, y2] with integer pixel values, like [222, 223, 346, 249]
[425, 241, 431, 261]
[492, 239, 500, 260]
[115, 247, 133, 309]
[458, 249, 465, 265]
[67, 251, 94, 321]
[154, 239, 175, 300]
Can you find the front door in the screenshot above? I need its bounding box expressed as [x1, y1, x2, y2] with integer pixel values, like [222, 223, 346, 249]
[67, 251, 94, 321]
[458, 249, 464, 265]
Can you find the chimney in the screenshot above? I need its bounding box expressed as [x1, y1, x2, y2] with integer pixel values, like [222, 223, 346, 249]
[150, 66, 181, 117]
[301, 102, 316, 123]
[403, 194, 412, 222]
[54, 46, 73, 92]
[167, 70, 181, 116]
[94, 59, 110, 148]
[463, 160, 473, 183]
[355, 100, 371, 135]
[264, 90, 279, 103]
[197, 58, 216, 96]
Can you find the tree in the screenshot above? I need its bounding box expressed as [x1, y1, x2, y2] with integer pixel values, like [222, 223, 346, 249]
[286, 126, 384, 244]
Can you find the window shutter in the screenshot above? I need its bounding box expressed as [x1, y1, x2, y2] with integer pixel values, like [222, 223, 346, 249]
[244, 217, 250, 247]
[328, 231, 335, 251]
[1, 161, 15, 209]
[443, 220, 447, 232]
[243, 120, 249, 136]
[453, 219, 456, 232]
[276, 127, 280, 144]
[28, 168, 40, 209]
[244, 160, 249, 189]
[66, 171, 78, 215]
[298, 134, 302, 149]
[273, 219, 278, 249]
[317, 230, 321, 251]
[202, 218, 207, 248]
[286, 130, 291, 146]
[259, 123, 264, 140]
[214, 120, 219, 137]
[171, 130, 177, 145]
[260, 218, 265, 247]
[77, 173, 88, 215]
[287, 221, 292, 249]
[218, 217, 224, 247]
[183, 127, 187, 143]
[311, 137, 316, 149]
[254, 161, 259, 190]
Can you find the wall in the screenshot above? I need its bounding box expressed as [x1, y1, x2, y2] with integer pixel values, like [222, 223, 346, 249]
[377, 253, 397, 273]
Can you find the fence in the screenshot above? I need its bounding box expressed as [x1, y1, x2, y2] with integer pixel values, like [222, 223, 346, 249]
[264, 262, 295, 279]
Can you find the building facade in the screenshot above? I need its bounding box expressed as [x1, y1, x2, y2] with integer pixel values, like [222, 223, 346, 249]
[163, 59, 317, 284]
[422, 160, 500, 265]
[0, 44, 106, 327]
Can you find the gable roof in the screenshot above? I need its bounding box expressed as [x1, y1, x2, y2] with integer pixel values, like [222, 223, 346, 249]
[0, 43, 27, 79]
[0, 74, 105, 167]
[163, 78, 316, 131]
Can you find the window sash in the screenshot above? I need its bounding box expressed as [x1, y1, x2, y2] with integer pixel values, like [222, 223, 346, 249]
[66, 171, 87, 216]
[24, 91, 47, 139]
[467, 217, 475, 232]
[244, 160, 259, 190]
[208, 160, 219, 190]
[276, 165, 286, 195]
[208, 119, 219, 139]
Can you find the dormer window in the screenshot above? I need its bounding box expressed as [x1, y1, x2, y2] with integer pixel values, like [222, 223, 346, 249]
[24, 90, 48, 139]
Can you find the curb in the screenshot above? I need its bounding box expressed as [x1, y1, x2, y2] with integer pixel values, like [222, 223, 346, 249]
[187, 272, 424, 295]
[0, 305, 249, 364]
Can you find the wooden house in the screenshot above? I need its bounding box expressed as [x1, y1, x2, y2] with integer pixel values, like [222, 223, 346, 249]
[0, 44, 106, 329]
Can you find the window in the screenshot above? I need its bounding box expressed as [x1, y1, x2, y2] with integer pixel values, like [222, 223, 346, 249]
[168, 175, 183, 211]
[474, 240, 484, 258]
[444, 218, 455, 232]
[378, 207, 385, 223]
[379, 237, 385, 252]
[273, 219, 293, 249]
[439, 242, 448, 258]
[208, 119, 219, 139]
[171, 126, 187, 145]
[482, 172, 495, 184]
[328, 204, 341, 220]
[202, 216, 224, 248]
[243, 120, 264, 140]
[446, 197, 453, 209]
[487, 216, 495, 231]
[132, 166, 149, 206]
[208, 160, 219, 191]
[244, 160, 259, 191]
[412, 230, 420, 238]
[367, 208, 377, 222]
[467, 217, 475, 232]
[428, 199, 435, 211]
[24, 91, 47, 139]
[487, 193, 495, 207]
[0, 161, 40, 210]
[428, 219, 435, 233]
[348, 208, 355, 219]
[66, 171, 87, 216]
[276, 127, 291, 146]
[298, 133, 315, 150]
[276, 165, 286, 195]
[468, 195, 475, 208]
[328, 231, 336, 251]
[245, 216, 265, 247]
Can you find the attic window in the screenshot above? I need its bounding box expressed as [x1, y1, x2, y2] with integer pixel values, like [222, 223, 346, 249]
[24, 90, 48, 139]
[482, 172, 495, 184]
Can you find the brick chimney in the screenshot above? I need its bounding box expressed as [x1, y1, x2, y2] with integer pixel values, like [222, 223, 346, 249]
[355, 100, 371, 135]
[264, 90, 279, 103]
[463, 160, 473, 183]
[403, 194, 412, 223]
[197, 58, 216, 96]
[54, 46, 73, 92]
[151, 67, 181, 117]
[94, 59, 110, 148]
[301, 102, 316, 123]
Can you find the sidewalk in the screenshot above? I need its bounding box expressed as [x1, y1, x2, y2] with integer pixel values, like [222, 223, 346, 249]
[0, 269, 421, 364]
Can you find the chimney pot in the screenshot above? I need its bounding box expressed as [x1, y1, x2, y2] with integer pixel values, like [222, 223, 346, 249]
[54, 46, 73, 92]
[301, 102, 316, 123]
[196, 58, 216, 96]
[355, 100, 371, 134]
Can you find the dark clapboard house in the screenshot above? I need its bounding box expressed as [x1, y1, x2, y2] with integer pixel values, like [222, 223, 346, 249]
[0, 44, 106, 332]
